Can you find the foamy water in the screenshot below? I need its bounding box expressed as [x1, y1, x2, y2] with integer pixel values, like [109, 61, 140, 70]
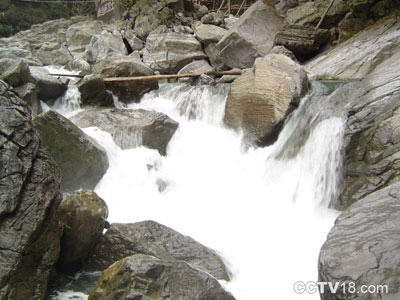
[51, 80, 342, 299]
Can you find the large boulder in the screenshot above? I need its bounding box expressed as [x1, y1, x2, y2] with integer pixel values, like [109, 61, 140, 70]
[0, 60, 33, 88]
[93, 55, 158, 103]
[0, 80, 62, 299]
[319, 182, 400, 299]
[84, 30, 127, 65]
[306, 17, 400, 80]
[14, 83, 42, 117]
[204, 42, 225, 70]
[58, 190, 109, 271]
[216, 0, 284, 69]
[83, 221, 231, 281]
[71, 108, 179, 155]
[0, 46, 42, 66]
[274, 25, 330, 61]
[77, 75, 114, 107]
[193, 23, 228, 44]
[89, 254, 235, 300]
[142, 32, 207, 74]
[33, 110, 109, 192]
[30, 67, 68, 102]
[66, 20, 105, 56]
[224, 53, 309, 143]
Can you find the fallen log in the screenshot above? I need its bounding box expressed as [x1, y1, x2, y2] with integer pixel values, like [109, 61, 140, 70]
[48, 73, 84, 78]
[103, 70, 242, 82]
[48, 70, 242, 82]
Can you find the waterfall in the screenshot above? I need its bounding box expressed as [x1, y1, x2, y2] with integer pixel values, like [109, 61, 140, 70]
[32, 65, 83, 118]
[50, 81, 345, 299]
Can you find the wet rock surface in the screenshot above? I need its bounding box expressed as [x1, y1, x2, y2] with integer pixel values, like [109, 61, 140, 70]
[77, 75, 114, 107]
[306, 17, 400, 80]
[84, 221, 231, 281]
[30, 67, 68, 102]
[33, 110, 109, 192]
[224, 53, 309, 143]
[71, 108, 179, 155]
[93, 55, 158, 104]
[319, 182, 400, 300]
[89, 254, 235, 300]
[58, 190, 109, 271]
[0, 80, 62, 299]
[305, 16, 400, 210]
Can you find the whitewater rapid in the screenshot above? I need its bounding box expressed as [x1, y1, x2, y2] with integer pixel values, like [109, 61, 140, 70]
[49, 72, 342, 299]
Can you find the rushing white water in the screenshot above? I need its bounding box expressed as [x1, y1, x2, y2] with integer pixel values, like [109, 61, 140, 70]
[52, 82, 343, 299]
[31, 65, 83, 118]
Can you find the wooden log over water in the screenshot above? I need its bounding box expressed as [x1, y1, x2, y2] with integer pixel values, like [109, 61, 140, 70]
[48, 70, 242, 82]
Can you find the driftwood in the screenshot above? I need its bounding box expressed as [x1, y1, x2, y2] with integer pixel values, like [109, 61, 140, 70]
[48, 73, 85, 78]
[49, 70, 242, 82]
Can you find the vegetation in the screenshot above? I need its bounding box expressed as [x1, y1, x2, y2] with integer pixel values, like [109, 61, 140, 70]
[115, 0, 137, 8]
[0, 0, 96, 37]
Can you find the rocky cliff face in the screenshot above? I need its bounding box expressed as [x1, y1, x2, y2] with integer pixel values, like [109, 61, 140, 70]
[308, 14, 400, 300]
[0, 80, 62, 299]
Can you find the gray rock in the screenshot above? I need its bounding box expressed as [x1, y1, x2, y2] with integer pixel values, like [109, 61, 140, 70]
[177, 60, 214, 84]
[71, 108, 179, 155]
[194, 3, 209, 19]
[33, 110, 109, 192]
[58, 190, 108, 270]
[217, 75, 240, 83]
[90, 254, 235, 300]
[216, 0, 284, 69]
[224, 53, 309, 143]
[123, 31, 145, 51]
[130, 0, 194, 39]
[93, 55, 158, 103]
[319, 182, 400, 299]
[84, 30, 127, 65]
[306, 17, 400, 80]
[223, 16, 238, 30]
[66, 20, 104, 53]
[66, 58, 92, 73]
[269, 45, 297, 61]
[77, 75, 114, 107]
[84, 221, 231, 280]
[143, 32, 207, 73]
[201, 11, 225, 25]
[337, 59, 400, 210]
[274, 25, 330, 61]
[0, 46, 42, 66]
[36, 42, 72, 66]
[30, 67, 68, 102]
[309, 16, 400, 210]
[205, 42, 225, 71]
[274, 0, 299, 17]
[0, 60, 33, 88]
[193, 23, 228, 44]
[14, 83, 42, 117]
[0, 80, 62, 299]
[178, 60, 213, 74]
